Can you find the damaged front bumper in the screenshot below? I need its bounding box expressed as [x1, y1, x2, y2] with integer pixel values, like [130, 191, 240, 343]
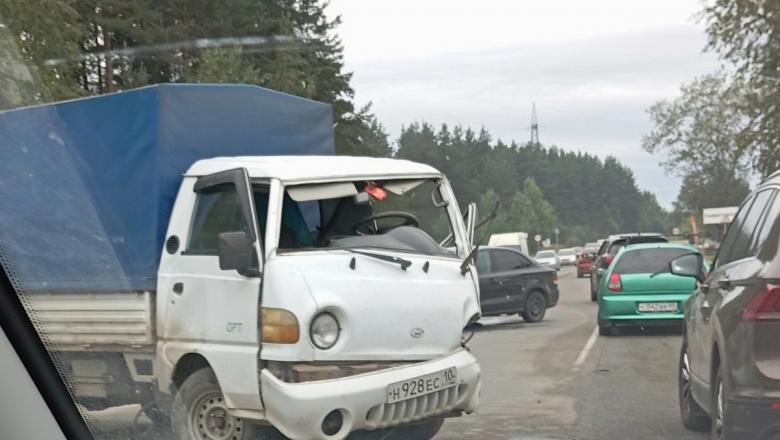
[260, 348, 481, 440]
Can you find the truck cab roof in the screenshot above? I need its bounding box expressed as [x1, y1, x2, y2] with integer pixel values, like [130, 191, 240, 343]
[187, 155, 442, 183]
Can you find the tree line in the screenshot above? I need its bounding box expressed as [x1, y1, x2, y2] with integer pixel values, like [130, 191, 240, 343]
[0, 0, 671, 249]
[394, 123, 669, 248]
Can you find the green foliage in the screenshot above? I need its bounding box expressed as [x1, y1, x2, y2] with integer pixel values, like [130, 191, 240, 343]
[642, 71, 756, 231]
[0, 0, 387, 156]
[183, 46, 262, 84]
[643, 73, 752, 179]
[702, 0, 780, 176]
[0, 0, 85, 103]
[335, 104, 392, 157]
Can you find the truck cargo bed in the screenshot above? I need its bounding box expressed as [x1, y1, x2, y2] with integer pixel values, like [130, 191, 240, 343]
[23, 291, 155, 352]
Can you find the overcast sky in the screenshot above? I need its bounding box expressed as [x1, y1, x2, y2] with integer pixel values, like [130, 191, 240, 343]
[326, 0, 720, 207]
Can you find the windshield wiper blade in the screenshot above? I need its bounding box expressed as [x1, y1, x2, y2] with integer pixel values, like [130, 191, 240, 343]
[345, 249, 412, 270]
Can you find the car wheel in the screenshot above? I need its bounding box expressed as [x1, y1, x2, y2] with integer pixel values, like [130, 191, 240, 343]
[679, 341, 710, 431]
[521, 291, 547, 323]
[171, 368, 284, 440]
[711, 364, 729, 440]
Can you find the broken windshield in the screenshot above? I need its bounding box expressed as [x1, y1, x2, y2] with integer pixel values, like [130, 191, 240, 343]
[274, 179, 456, 257]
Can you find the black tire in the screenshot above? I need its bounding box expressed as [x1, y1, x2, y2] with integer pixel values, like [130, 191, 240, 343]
[678, 341, 710, 431]
[521, 291, 547, 323]
[711, 364, 729, 440]
[348, 417, 444, 440]
[171, 368, 285, 440]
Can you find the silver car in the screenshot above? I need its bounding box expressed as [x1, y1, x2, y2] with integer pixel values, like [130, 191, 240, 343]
[558, 248, 577, 266]
[534, 250, 560, 271]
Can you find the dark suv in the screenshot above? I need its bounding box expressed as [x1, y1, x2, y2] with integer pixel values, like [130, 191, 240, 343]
[589, 233, 668, 301]
[675, 173, 780, 440]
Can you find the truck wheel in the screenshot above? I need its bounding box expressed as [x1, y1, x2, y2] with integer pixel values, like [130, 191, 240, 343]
[678, 341, 710, 431]
[171, 368, 284, 440]
[521, 291, 547, 323]
[348, 417, 444, 440]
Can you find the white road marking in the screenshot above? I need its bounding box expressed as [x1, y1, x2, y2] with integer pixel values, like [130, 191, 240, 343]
[572, 326, 599, 371]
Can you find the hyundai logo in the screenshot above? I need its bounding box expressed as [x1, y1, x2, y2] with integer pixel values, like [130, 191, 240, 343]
[410, 327, 425, 338]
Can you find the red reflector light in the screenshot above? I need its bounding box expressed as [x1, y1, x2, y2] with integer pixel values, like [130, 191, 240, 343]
[365, 183, 387, 200]
[607, 273, 622, 292]
[741, 284, 780, 322]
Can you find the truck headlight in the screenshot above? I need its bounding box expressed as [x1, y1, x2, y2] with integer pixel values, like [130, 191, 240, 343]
[310, 312, 340, 349]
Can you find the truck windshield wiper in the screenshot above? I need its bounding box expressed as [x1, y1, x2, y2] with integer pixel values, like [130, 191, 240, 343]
[344, 249, 412, 270]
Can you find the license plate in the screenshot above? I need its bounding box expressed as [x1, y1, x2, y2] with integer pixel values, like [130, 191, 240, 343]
[638, 302, 678, 312]
[386, 368, 457, 403]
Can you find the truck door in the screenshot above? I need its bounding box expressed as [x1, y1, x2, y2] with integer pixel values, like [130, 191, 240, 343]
[162, 168, 264, 411]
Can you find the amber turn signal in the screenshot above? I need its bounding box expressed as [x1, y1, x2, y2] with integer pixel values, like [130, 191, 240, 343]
[261, 308, 300, 343]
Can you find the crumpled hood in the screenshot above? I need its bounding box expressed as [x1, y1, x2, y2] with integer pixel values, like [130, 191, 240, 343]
[261, 251, 481, 362]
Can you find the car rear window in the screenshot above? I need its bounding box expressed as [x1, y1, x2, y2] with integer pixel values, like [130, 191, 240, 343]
[608, 237, 667, 255]
[613, 248, 692, 275]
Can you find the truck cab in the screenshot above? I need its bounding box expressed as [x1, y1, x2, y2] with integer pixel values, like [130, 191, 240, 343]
[156, 156, 482, 440]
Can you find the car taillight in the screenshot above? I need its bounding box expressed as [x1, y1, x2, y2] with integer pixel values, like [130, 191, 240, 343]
[552, 271, 559, 284]
[601, 254, 614, 268]
[607, 273, 622, 292]
[741, 284, 780, 321]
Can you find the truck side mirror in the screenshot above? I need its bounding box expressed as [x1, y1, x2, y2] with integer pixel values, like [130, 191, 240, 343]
[669, 253, 705, 283]
[218, 231, 258, 276]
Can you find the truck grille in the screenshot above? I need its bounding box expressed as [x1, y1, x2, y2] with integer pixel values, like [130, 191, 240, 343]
[364, 383, 467, 429]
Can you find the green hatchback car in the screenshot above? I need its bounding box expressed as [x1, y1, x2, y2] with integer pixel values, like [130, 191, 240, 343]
[597, 243, 702, 336]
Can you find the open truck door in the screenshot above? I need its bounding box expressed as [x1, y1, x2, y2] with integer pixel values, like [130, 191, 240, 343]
[158, 167, 265, 411]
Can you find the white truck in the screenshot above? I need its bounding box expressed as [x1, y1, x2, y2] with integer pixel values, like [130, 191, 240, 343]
[488, 232, 529, 255]
[0, 85, 482, 440]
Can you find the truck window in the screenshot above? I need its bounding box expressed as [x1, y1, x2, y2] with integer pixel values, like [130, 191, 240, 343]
[188, 185, 251, 254]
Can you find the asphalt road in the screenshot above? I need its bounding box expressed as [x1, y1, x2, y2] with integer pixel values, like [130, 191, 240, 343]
[437, 266, 708, 440]
[86, 267, 709, 440]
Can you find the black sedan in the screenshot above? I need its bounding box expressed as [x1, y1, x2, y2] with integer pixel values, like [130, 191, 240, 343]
[475, 246, 559, 322]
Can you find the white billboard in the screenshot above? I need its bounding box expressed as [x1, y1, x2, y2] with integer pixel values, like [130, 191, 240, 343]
[702, 206, 739, 225]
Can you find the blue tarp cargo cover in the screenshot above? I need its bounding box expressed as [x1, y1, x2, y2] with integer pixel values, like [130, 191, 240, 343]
[0, 84, 334, 292]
